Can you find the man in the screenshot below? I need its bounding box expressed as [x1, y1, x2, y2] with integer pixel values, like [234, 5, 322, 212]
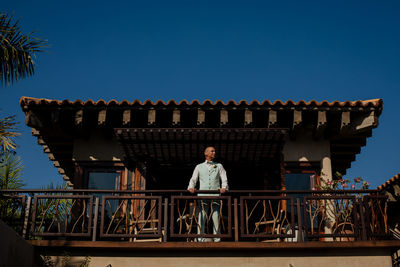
[187, 146, 229, 242]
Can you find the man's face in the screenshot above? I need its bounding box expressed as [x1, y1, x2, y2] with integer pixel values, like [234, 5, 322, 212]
[204, 147, 216, 160]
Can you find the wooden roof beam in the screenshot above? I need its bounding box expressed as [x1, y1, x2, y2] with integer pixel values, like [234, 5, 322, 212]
[331, 146, 361, 154]
[331, 141, 366, 147]
[314, 111, 327, 139]
[122, 110, 131, 126]
[48, 153, 73, 161]
[353, 111, 378, 133]
[197, 109, 205, 126]
[331, 154, 356, 162]
[26, 111, 46, 128]
[293, 110, 302, 129]
[268, 110, 277, 128]
[331, 151, 360, 156]
[148, 109, 156, 126]
[340, 111, 351, 132]
[244, 109, 252, 127]
[220, 109, 228, 126]
[75, 109, 83, 126]
[173, 109, 180, 126]
[98, 109, 107, 126]
[38, 138, 73, 147]
[53, 161, 61, 167]
[290, 110, 302, 139]
[32, 128, 40, 137]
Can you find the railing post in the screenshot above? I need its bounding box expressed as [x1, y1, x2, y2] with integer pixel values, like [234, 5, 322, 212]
[234, 198, 239, 242]
[22, 196, 32, 239]
[92, 197, 99, 241]
[163, 198, 168, 242]
[296, 198, 303, 242]
[358, 200, 367, 241]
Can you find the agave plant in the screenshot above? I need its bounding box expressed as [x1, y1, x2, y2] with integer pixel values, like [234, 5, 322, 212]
[0, 13, 47, 85]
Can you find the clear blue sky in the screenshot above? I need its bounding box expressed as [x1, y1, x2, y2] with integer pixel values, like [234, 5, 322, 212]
[1, 0, 399, 189]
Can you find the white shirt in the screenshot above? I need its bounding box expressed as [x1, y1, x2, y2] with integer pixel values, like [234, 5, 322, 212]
[187, 160, 229, 190]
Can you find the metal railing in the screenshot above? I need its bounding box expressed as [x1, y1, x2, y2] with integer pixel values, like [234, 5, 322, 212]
[0, 189, 392, 242]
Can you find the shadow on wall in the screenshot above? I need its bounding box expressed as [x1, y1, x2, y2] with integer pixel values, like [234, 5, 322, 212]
[0, 220, 35, 267]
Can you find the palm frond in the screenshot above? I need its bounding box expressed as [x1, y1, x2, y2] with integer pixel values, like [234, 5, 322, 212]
[0, 13, 48, 85]
[0, 150, 25, 190]
[0, 115, 20, 152]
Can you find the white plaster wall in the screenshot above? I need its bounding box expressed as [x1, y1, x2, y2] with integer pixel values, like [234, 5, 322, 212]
[72, 130, 124, 161]
[47, 255, 392, 267]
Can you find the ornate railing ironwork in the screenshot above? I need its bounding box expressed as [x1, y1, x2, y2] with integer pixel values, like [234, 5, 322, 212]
[303, 195, 359, 241]
[0, 189, 393, 243]
[170, 195, 231, 240]
[363, 195, 389, 239]
[240, 196, 295, 240]
[31, 195, 93, 237]
[100, 195, 162, 240]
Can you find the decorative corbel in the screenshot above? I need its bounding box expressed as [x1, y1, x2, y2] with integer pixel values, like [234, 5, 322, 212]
[197, 109, 205, 126]
[220, 109, 228, 126]
[268, 110, 277, 128]
[122, 109, 131, 126]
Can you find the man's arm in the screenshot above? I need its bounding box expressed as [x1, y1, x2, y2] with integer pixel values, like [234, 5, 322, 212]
[187, 165, 199, 193]
[219, 164, 228, 194]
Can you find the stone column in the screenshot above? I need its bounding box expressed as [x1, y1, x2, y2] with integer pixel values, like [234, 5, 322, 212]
[321, 156, 333, 183]
[321, 155, 334, 240]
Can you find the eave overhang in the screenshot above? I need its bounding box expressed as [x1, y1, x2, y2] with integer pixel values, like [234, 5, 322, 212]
[19, 97, 383, 183]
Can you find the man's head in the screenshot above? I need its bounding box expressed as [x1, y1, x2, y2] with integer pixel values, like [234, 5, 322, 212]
[204, 146, 216, 161]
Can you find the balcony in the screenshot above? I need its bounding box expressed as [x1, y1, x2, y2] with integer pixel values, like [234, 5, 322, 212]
[0, 189, 396, 248]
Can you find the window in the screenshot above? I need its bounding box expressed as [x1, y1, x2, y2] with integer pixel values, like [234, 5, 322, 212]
[87, 171, 123, 221]
[88, 172, 121, 190]
[285, 173, 314, 191]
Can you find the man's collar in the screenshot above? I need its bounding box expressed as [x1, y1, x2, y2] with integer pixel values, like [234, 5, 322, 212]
[205, 160, 215, 164]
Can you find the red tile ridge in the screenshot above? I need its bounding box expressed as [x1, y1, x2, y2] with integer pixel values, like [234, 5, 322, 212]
[19, 96, 384, 109]
[377, 173, 400, 190]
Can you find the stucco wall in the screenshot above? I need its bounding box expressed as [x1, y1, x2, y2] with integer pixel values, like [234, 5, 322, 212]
[72, 130, 124, 161]
[282, 132, 330, 162]
[44, 250, 392, 267]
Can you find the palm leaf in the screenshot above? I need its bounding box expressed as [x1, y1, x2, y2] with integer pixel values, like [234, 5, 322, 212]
[0, 13, 48, 85]
[0, 150, 24, 190]
[0, 115, 20, 152]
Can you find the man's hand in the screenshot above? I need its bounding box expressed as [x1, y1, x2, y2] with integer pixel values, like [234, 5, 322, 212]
[188, 188, 195, 194]
[219, 188, 227, 194]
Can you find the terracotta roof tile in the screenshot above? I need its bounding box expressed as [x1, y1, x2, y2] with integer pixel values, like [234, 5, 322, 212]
[20, 96, 383, 111]
[378, 173, 400, 190]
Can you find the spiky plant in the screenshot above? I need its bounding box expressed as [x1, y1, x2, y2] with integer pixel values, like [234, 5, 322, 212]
[0, 13, 47, 85]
